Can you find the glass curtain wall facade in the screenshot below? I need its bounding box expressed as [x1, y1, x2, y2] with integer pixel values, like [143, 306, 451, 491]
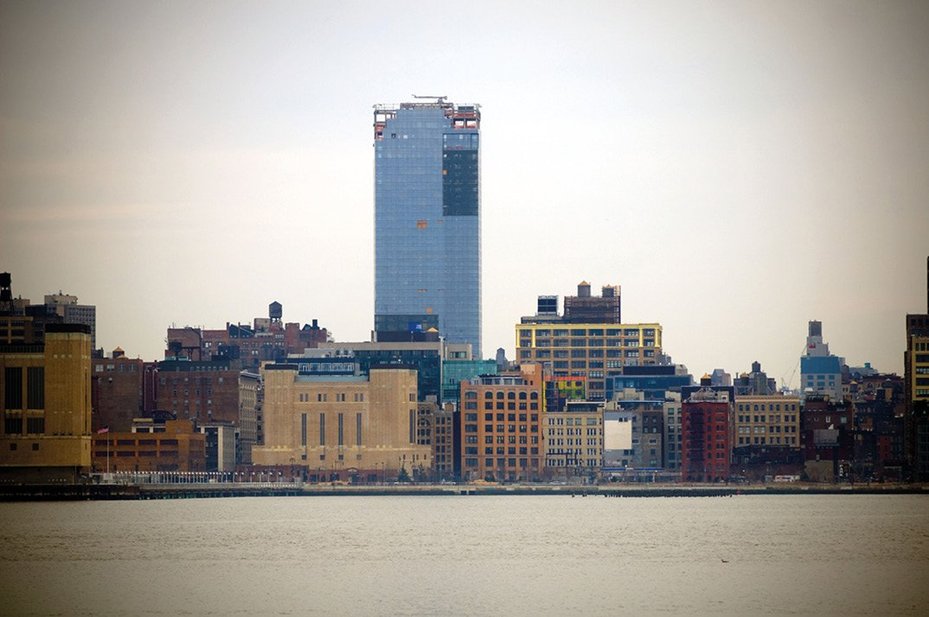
[374, 100, 481, 358]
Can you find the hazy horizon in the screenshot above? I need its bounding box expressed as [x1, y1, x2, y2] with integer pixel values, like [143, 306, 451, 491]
[2, 1, 928, 384]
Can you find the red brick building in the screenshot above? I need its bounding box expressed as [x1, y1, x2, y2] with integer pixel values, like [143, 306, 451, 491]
[460, 364, 544, 482]
[154, 359, 240, 425]
[91, 348, 145, 432]
[681, 388, 732, 482]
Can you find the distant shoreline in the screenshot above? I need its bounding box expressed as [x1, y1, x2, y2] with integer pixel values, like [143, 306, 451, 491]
[1, 482, 927, 502]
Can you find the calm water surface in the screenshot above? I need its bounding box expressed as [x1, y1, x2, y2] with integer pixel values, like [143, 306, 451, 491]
[1, 495, 927, 616]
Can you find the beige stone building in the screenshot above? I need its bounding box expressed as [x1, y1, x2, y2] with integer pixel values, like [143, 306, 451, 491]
[0, 324, 92, 482]
[734, 395, 802, 448]
[543, 401, 603, 480]
[252, 366, 431, 482]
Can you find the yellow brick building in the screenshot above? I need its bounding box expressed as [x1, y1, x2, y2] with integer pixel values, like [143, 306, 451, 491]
[252, 366, 431, 482]
[0, 324, 92, 482]
[515, 322, 663, 400]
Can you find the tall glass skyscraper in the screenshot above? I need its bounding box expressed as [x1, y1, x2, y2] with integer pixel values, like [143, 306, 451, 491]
[373, 98, 481, 358]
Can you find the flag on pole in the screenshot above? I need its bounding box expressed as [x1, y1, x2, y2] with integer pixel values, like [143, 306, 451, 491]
[97, 427, 109, 434]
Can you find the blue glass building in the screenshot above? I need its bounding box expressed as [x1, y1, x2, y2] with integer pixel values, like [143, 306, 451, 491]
[373, 99, 481, 358]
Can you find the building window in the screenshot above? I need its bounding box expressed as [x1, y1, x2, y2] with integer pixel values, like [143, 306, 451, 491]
[4, 367, 22, 410]
[4, 417, 23, 435]
[26, 417, 44, 434]
[26, 367, 44, 410]
[319, 413, 326, 446]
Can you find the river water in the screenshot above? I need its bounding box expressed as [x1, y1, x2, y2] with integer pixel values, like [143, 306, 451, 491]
[1, 494, 927, 616]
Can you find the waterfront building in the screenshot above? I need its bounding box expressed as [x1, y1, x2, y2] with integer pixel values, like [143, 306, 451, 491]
[415, 400, 457, 482]
[800, 321, 844, 401]
[603, 365, 691, 471]
[731, 394, 803, 480]
[801, 395, 854, 482]
[543, 400, 603, 480]
[0, 323, 92, 482]
[459, 364, 544, 482]
[238, 370, 261, 464]
[91, 348, 145, 433]
[603, 390, 665, 472]
[374, 97, 481, 357]
[664, 392, 683, 470]
[681, 388, 733, 482]
[733, 395, 801, 448]
[516, 283, 663, 401]
[851, 389, 906, 481]
[154, 358, 240, 426]
[91, 418, 206, 473]
[252, 365, 430, 482]
[197, 422, 236, 472]
[433, 403, 458, 481]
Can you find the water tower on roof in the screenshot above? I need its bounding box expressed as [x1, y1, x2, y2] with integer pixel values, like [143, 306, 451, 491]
[269, 301, 282, 323]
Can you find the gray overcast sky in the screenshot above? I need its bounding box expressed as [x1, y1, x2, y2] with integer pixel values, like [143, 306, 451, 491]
[2, 0, 928, 385]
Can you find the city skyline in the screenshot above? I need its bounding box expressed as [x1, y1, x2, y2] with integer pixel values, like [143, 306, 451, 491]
[2, 2, 928, 382]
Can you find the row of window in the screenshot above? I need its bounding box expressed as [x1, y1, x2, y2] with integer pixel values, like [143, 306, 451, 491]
[160, 375, 227, 384]
[464, 391, 539, 400]
[465, 413, 538, 423]
[465, 446, 540, 456]
[736, 403, 799, 412]
[547, 416, 599, 426]
[94, 363, 139, 372]
[470, 435, 539, 445]
[463, 457, 539, 469]
[519, 328, 656, 337]
[736, 414, 798, 424]
[522, 338, 654, 348]
[547, 428, 600, 438]
[3, 416, 45, 435]
[466, 424, 539, 434]
[737, 436, 797, 445]
[546, 438, 601, 447]
[737, 425, 797, 434]
[465, 401, 540, 411]
[297, 392, 365, 403]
